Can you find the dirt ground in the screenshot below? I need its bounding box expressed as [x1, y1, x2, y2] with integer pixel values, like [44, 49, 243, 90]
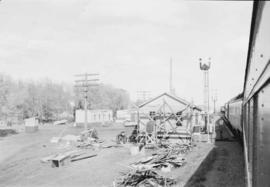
[185, 116, 245, 187]
[0, 119, 244, 187]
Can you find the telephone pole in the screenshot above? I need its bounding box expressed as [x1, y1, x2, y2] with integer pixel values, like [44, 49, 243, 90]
[137, 91, 151, 103]
[169, 57, 175, 95]
[212, 90, 218, 114]
[75, 73, 99, 130]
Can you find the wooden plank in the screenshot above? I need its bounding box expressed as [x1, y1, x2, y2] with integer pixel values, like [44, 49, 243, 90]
[71, 153, 97, 162]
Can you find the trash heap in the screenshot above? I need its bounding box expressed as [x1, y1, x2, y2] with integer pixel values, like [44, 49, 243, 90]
[130, 143, 190, 171]
[44, 128, 122, 168]
[115, 143, 192, 186]
[116, 169, 176, 187]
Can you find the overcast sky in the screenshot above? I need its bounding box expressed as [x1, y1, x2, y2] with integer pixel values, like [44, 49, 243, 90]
[0, 0, 253, 107]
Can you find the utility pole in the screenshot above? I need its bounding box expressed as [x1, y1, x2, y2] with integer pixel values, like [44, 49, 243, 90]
[199, 58, 211, 135]
[137, 91, 151, 103]
[75, 73, 99, 130]
[169, 57, 175, 95]
[212, 90, 218, 114]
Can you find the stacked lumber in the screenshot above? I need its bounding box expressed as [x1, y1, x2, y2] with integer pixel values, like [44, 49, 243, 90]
[116, 169, 176, 187]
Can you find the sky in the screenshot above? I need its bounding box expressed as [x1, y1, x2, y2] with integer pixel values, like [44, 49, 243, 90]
[0, 0, 253, 107]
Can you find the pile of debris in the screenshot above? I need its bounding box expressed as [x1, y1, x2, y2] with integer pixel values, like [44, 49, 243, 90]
[159, 143, 191, 154]
[115, 169, 176, 187]
[114, 143, 192, 186]
[44, 128, 123, 168]
[130, 143, 190, 171]
[77, 128, 122, 149]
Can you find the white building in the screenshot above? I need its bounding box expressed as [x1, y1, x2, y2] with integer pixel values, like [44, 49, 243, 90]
[75, 109, 113, 125]
[25, 117, 39, 133]
[116, 109, 138, 124]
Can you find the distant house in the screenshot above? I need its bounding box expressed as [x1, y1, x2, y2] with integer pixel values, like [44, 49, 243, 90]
[75, 109, 113, 125]
[116, 109, 138, 126]
[116, 109, 138, 121]
[24, 117, 39, 133]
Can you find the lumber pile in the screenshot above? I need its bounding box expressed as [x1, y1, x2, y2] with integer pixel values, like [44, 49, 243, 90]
[131, 143, 190, 171]
[116, 169, 176, 187]
[76, 139, 104, 149]
[114, 143, 192, 186]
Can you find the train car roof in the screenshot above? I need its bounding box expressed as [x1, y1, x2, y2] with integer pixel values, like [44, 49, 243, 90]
[228, 92, 244, 103]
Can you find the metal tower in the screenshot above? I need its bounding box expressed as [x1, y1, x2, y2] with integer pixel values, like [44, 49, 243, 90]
[199, 58, 211, 113]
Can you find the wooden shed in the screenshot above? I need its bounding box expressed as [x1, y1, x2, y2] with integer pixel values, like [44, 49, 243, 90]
[138, 92, 201, 144]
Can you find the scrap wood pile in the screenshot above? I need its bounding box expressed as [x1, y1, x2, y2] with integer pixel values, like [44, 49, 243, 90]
[158, 143, 192, 154]
[114, 143, 192, 186]
[115, 169, 176, 187]
[74, 128, 110, 149]
[76, 128, 123, 149]
[50, 128, 121, 151]
[77, 139, 104, 149]
[131, 143, 191, 170]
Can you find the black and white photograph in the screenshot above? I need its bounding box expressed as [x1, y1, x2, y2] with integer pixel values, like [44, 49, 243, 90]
[0, 0, 269, 187]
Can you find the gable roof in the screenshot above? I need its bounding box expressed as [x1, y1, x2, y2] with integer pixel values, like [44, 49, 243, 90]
[139, 92, 190, 108]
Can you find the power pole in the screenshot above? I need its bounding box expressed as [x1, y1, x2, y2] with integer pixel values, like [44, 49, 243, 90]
[212, 90, 218, 114]
[169, 57, 175, 95]
[137, 91, 151, 103]
[75, 73, 99, 130]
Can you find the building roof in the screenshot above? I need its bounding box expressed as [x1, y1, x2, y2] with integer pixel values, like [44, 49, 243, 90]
[139, 92, 190, 108]
[137, 92, 194, 114]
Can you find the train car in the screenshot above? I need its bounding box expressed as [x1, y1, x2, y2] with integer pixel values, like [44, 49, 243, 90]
[242, 1, 270, 187]
[226, 93, 243, 134]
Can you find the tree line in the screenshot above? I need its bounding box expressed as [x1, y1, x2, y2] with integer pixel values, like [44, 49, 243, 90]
[0, 74, 130, 124]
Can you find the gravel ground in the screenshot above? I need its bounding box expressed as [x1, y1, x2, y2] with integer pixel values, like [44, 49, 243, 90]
[203, 141, 245, 187]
